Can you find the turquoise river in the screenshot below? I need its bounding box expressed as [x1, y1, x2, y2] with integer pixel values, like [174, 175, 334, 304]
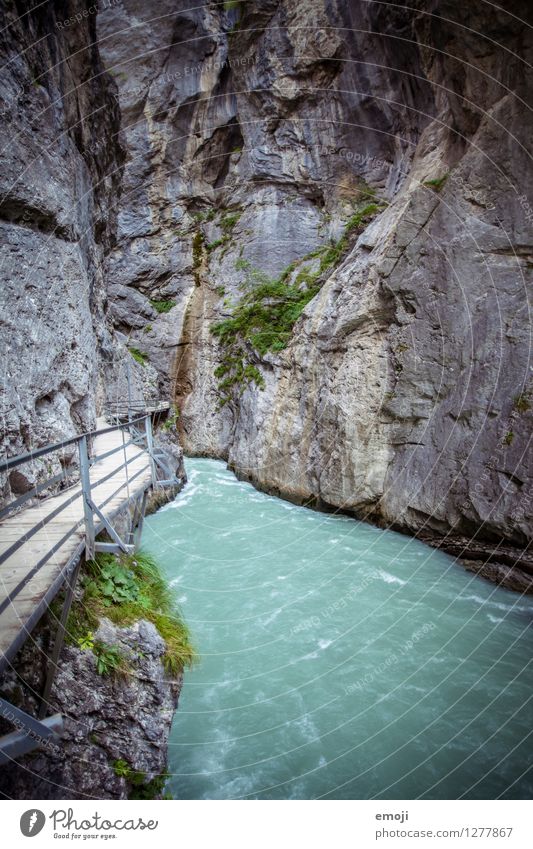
[142, 458, 533, 800]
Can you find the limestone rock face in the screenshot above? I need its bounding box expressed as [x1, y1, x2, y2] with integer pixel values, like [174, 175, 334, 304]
[1, 0, 532, 585]
[0, 0, 153, 486]
[95, 1, 533, 582]
[96, 0, 431, 447]
[0, 617, 180, 800]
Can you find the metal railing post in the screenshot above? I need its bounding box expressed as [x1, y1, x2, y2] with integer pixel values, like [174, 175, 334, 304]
[144, 415, 157, 487]
[126, 360, 133, 424]
[79, 435, 95, 560]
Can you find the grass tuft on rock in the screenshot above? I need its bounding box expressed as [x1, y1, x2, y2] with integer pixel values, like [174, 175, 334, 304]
[150, 299, 176, 314]
[128, 347, 149, 367]
[423, 174, 448, 192]
[67, 551, 195, 675]
[210, 201, 385, 405]
[513, 393, 530, 413]
[113, 759, 171, 800]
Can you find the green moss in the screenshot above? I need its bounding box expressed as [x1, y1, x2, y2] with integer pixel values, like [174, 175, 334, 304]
[192, 230, 204, 263]
[423, 174, 448, 192]
[513, 393, 530, 413]
[210, 201, 385, 405]
[206, 237, 227, 252]
[191, 209, 216, 223]
[113, 759, 170, 800]
[66, 551, 195, 674]
[192, 230, 204, 284]
[162, 410, 179, 432]
[205, 211, 242, 253]
[503, 431, 514, 446]
[150, 299, 176, 314]
[128, 347, 149, 367]
[220, 211, 242, 233]
[143, 324, 152, 334]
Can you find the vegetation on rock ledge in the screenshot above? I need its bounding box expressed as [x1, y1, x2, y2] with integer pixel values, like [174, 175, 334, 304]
[211, 201, 385, 405]
[423, 174, 448, 192]
[150, 299, 176, 314]
[128, 346, 149, 367]
[66, 551, 195, 675]
[113, 759, 171, 800]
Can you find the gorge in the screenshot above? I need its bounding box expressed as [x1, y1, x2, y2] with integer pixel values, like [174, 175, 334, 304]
[144, 458, 533, 800]
[0, 0, 532, 801]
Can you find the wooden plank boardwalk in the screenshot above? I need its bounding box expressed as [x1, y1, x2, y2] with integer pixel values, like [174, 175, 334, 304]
[0, 419, 153, 673]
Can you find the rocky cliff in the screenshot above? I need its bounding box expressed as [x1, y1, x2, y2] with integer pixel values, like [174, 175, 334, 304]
[0, 0, 187, 799]
[0, 2, 531, 582]
[0, 0, 160, 498]
[93, 1, 533, 588]
[0, 615, 180, 800]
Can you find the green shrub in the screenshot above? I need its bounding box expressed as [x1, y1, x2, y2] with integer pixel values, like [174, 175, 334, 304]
[85, 556, 140, 606]
[93, 641, 129, 679]
[316, 203, 382, 272]
[210, 201, 385, 404]
[112, 759, 170, 800]
[150, 299, 176, 314]
[211, 265, 319, 405]
[162, 410, 179, 431]
[128, 347, 149, 367]
[220, 211, 242, 233]
[191, 209, 216, 223]
[423, 175, 448, 192]
[514, 393, 530, 413]
[206, 237, 227, 252]
[192, 230, 204, 284]
[503, 431, 514, 446]
[67, 552, 195, 675]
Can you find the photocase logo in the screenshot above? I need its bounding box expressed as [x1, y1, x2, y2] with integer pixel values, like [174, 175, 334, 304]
[20, 810, 46, 837]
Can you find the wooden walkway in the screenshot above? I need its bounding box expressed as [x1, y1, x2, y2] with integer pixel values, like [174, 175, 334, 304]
[0, 418, 153, 674]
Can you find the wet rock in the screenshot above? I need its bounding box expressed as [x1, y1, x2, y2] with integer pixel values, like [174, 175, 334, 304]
[0, 618, 181, 800]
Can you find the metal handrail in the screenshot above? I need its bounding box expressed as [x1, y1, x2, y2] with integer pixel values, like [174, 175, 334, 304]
[0, 487, 85, 568]
[0, 412, 156, 598]
[0, 468, 71, 522]
[90, 447, 147, 492]
[0, 415, 148, 474]
[104, 399, 166, 406]
[91, 439, 135, 464]
[96, 463, 152, 514]
[0, 404, 174, 762]
[104, 400, 158, 407]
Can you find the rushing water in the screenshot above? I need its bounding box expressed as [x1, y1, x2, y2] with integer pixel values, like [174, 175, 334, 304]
[142, 458, 533, 800]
